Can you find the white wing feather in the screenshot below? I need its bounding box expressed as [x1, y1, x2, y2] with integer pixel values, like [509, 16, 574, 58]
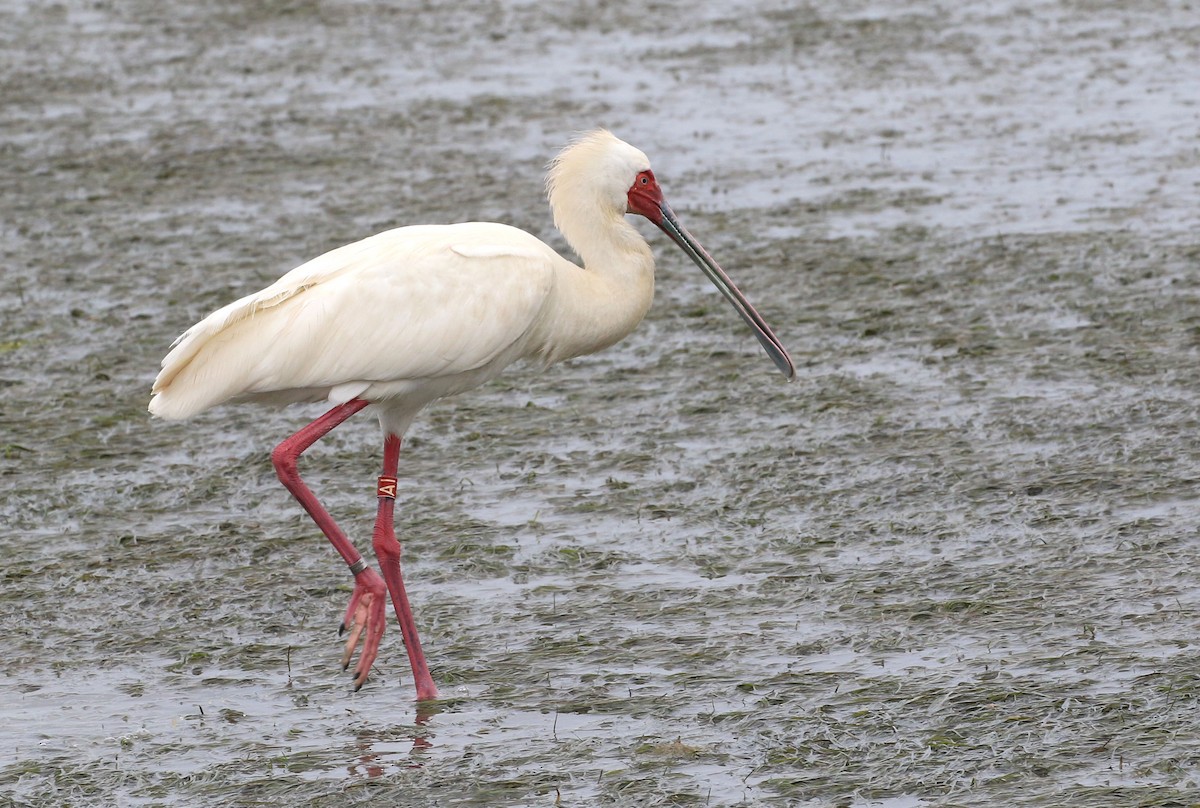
[149, 223, 560, 420]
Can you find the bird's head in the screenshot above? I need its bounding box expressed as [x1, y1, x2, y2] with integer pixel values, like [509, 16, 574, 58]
[546, 130, 796, 381]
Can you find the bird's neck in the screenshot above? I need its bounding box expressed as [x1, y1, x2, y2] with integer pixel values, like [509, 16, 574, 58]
[535, 212, 656, 365]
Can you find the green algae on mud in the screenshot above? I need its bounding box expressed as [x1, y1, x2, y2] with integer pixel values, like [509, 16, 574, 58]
[4, 0, 1200, 805]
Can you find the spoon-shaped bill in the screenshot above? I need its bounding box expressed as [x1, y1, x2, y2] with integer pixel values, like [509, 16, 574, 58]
[655, 202, 796, 380]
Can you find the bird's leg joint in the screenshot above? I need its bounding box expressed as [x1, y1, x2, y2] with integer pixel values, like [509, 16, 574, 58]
[377, 475, 398, 500]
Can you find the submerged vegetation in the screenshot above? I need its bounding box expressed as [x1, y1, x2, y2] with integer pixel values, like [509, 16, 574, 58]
[3, 0, 1199, 805]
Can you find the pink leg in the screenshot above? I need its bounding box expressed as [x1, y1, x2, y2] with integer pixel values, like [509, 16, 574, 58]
[271, 399, 389, 691]
[373, 434, 439, 701]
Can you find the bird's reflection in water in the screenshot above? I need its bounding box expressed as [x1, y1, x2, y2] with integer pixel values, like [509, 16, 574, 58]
[345, 701, 439, 778]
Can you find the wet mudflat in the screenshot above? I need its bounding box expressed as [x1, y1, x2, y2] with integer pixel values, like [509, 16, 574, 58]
[3, 0, 1199, 805]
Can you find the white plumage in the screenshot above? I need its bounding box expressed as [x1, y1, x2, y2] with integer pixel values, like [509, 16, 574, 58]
[150, 131, 678, 435]
[152, 225, 559, 423]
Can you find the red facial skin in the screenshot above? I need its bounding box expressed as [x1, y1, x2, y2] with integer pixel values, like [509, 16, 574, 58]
[626, 169, 666, 224]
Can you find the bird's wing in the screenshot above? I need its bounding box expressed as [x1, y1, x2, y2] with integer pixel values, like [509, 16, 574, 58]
[153, 229, 403, 391]
[150, 223, 563, 419]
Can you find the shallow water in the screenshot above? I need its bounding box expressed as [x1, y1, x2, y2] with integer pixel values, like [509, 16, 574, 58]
[3, 0, 1200, 805]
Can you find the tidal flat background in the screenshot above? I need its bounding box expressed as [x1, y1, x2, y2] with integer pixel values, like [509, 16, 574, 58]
[2, 1, 1199, 805]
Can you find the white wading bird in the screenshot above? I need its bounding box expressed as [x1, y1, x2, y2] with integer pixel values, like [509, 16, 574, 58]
[150, 130, 795, 701]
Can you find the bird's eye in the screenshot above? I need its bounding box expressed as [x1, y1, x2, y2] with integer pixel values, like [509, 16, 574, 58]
[640, 175, 649, 184]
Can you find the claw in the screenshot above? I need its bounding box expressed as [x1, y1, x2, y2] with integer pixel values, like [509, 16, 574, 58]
[340, 594, 371, 670]
[337, 568, 387, 688]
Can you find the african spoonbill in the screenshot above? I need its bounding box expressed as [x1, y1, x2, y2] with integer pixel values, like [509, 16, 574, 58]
[149, 130, 795, 701]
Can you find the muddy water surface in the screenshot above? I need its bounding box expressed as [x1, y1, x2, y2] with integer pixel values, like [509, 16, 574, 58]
[3, 1, 1199, 806]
